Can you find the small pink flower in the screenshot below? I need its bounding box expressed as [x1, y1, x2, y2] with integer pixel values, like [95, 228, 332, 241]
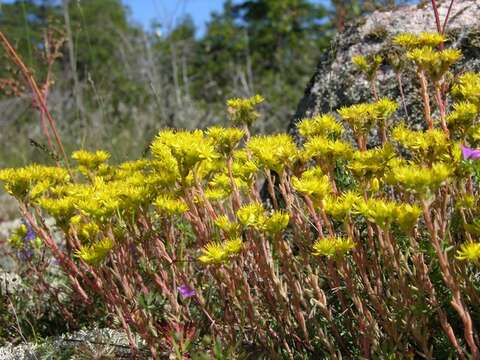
[461, 145, 480, 160]
[178, 284, 196, 298]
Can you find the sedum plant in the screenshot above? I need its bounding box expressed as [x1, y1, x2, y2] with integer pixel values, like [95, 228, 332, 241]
[2, 34, 480, 359]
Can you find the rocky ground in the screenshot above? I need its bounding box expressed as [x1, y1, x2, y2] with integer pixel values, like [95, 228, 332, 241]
[0, 328, 144, 359]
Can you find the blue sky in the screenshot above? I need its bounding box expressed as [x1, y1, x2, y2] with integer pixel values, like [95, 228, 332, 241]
[123, 0, 328, 35]
[123, 0, 225, 34]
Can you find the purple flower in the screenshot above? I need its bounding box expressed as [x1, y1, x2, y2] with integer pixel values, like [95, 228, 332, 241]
[17, 220, 36, 261]
[18, 248, 34, 261]
[25, 224, 36, 242]
[178, 284, 196, 299]
[461, 145, 480, 160]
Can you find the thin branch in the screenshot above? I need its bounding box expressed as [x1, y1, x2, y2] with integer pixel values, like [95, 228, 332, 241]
[442, 0, 455, 34]
[430, 0, 443, 34]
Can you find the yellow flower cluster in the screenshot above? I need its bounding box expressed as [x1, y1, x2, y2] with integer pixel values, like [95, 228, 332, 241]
[206, 127, 245, 155]
[338, 98, 397, 137]
[352, 54, 383, 80]
[392, 32, 445, 49]
[0, 165, 69, 199]
[214, 215, 241, 237]
[355, 198, 421, 230]
[75, 238, 115, 265]
[292, 167, 331, 201]
[348, 144, 396, 180]
[151, 129, 217, 179]
[198, 238, 243, 265]
[407, 47, 461, 82]
[392, 124, 449, 163]
[312, 236, 355, 258]
[247, 134, 298, 173]
[227, 94, 264, 126]
[323, 191, 361, 220]
[236, 202, 290, 234]
[386, 162, 453, 197]
[456, 242, 480, 263]
[303, 137, 353, 163]
[452, 72, 480, 108]
[232, 150, 258, 185]
[72, 150, 110, 175]
[264, 211, 290, 234]
[2, 83, 480, 273]
[447, 102, 478, 136]
[154, 194, 189, 216]
[236, 202, 266, 229]
[297, 114, 344, 139]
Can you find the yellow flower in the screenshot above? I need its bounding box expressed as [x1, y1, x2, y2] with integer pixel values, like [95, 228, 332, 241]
[392, 124, 449, 162]
[224, 238, 243, 256]
[151, 129, 218, 177]
[312, 236, 355, 258]
[77, 222, 101, 243]
[352, 54, 383, 80]
[374, 98, 398, 123]
[209, 172, 245, 193]
[407, 46, 461, 81]
[338, 103, 374, 136]
[150, 145, 180, 185]
[323, 191, 361, 220]
[352, 55, 369, 72]
[451, 72, 480, 108]
[199, 238, 244, 265]
[232, 150, 258, 183]
[297, 114, 344, 139]
[393, 32, 445, 49]
[447, 102, 478, 135]
[386, 162, 453, 197]
[75, 238, 114, 266]
[237, 202, 266, 229]
[214, 215, 241, 237]
[247, 134, 297, 173]
[204, 187, 228, 201]
[199, 242, 226, 264]
[206, 127, 245, 155]
[338, 98, 397, 137]
[72, 150, 110, 173]
[154, 194, 188, 216]
[303, 136, 353, 162]
[292, 166, 331, 200]
[396, 204, 422, 232]
[0, 165, 70, 199]
[227, 95, 264, 126]
[355, 198, 398, 229]
[456, 242, 480, 263]
[348, 144, 396, 180]
[264, 211, 290, 234]
[37, 196, 76, 222]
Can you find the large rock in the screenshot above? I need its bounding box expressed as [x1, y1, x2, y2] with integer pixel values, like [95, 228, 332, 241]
[289, 0, 480, 140]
